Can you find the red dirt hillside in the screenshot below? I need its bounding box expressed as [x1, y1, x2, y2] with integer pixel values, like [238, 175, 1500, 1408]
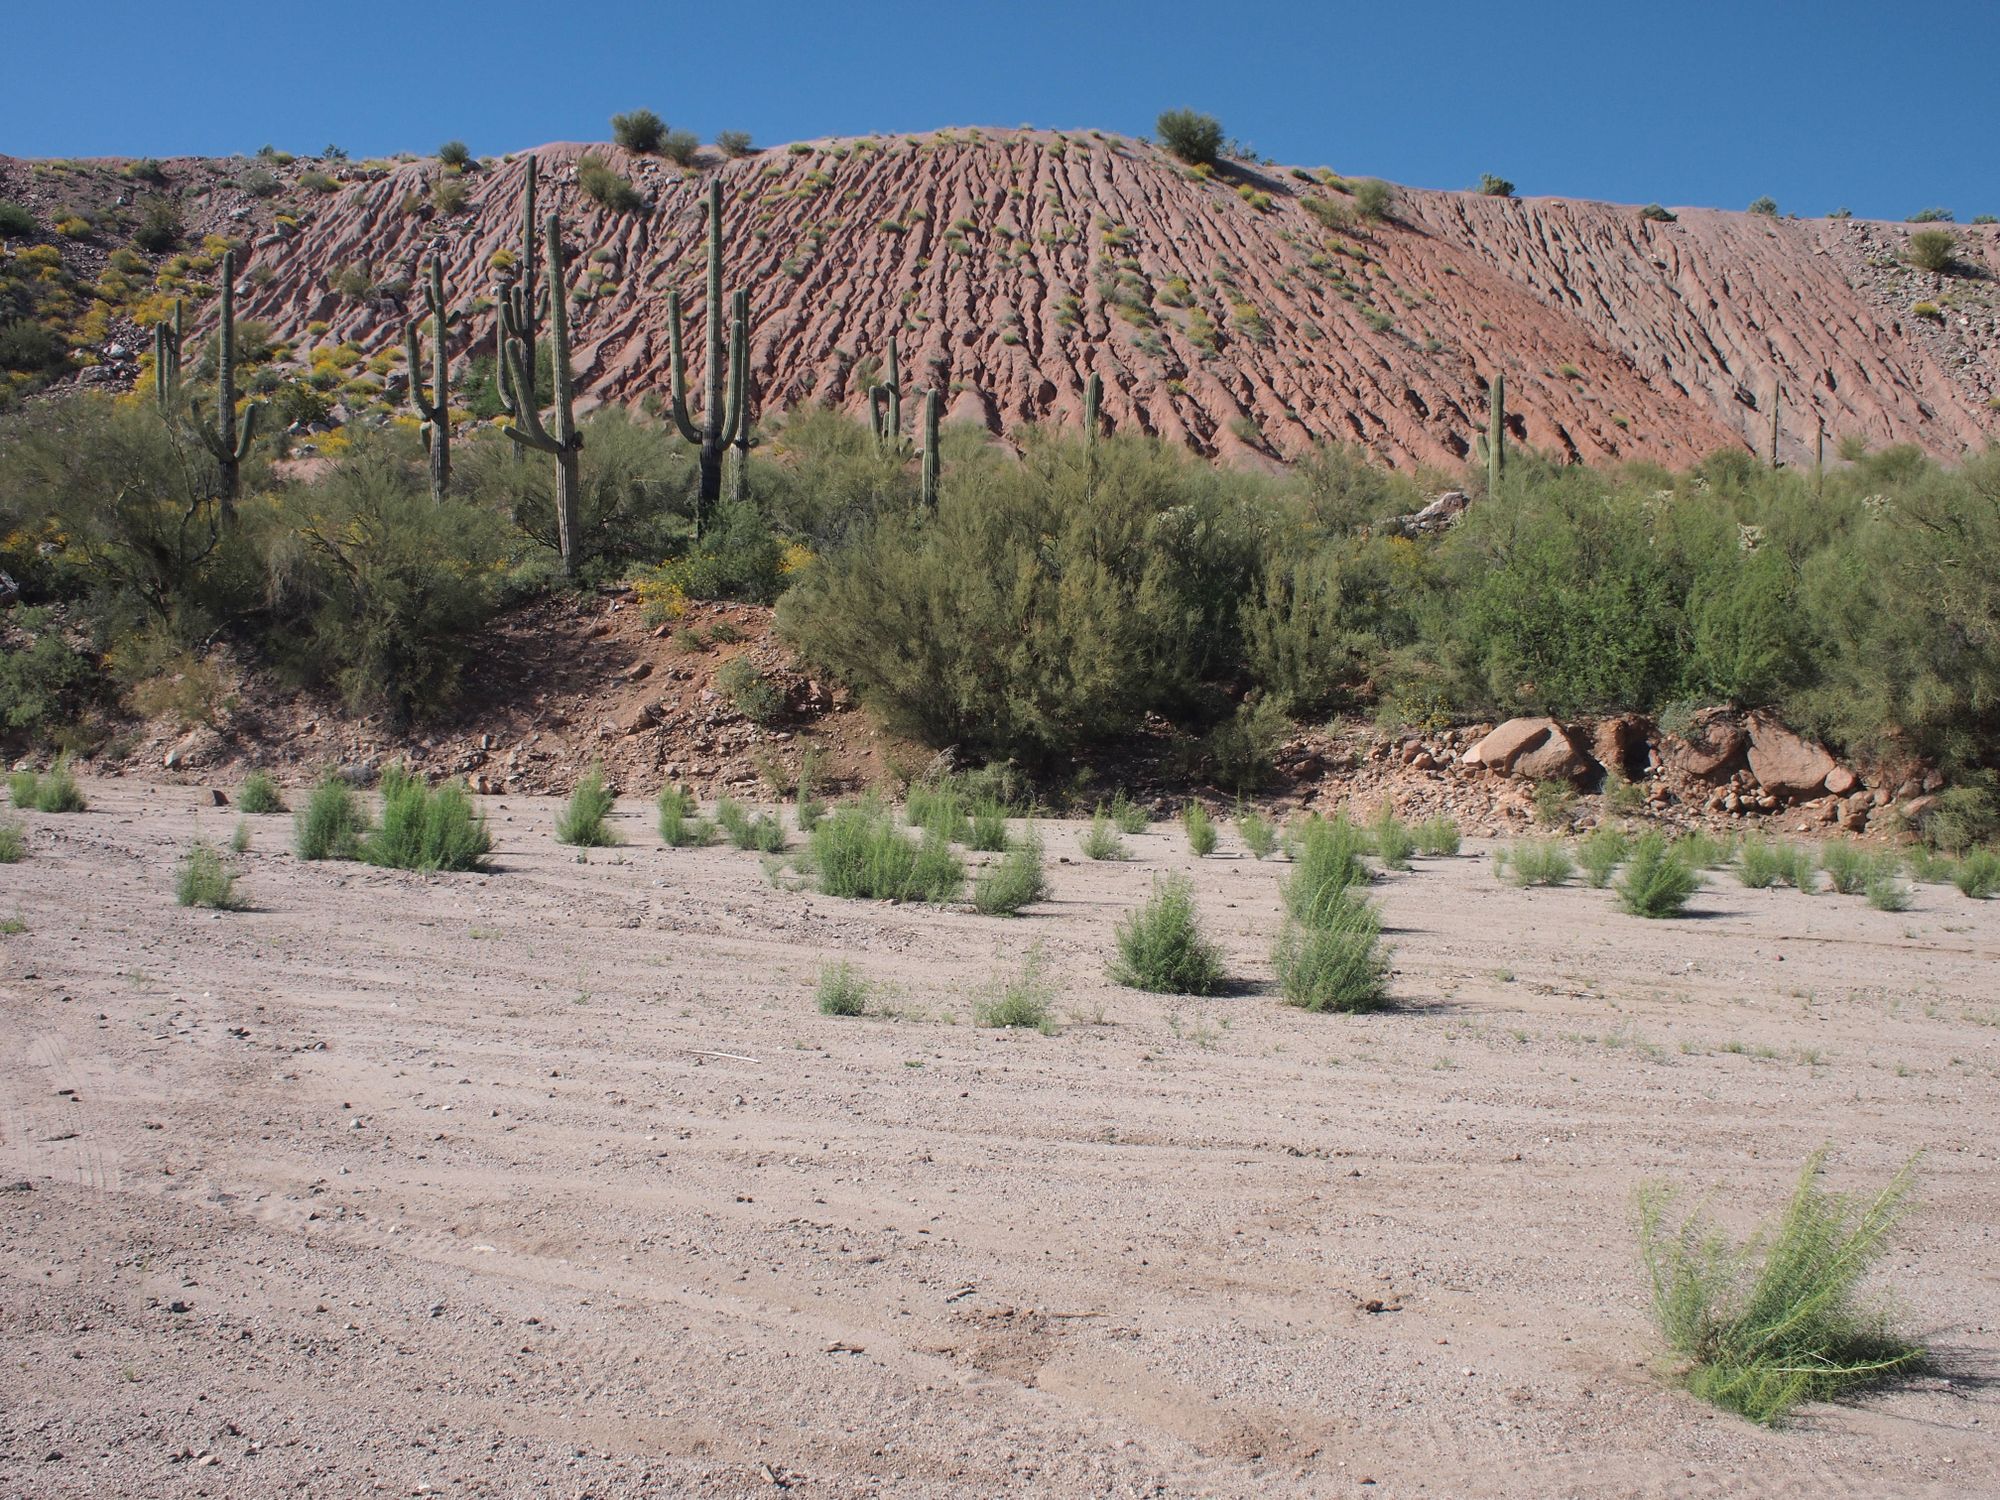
[185, 130, 2000, 467]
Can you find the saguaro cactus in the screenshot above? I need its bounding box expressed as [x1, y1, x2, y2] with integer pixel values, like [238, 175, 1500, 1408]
[668, 179, 751, 524]
[502, 213, 583, 573]
[405, 255, 453, 501]
[920, 387, 940, 508]
[152, 298, 184, 412]
[869, 334, 907, 454]
[1768, 381, 1782, 470]
[495, 156, 539, 460]
[1083, 370, 1102, 489]
[724, 290, 751, 504]
[1486, 373, 1506, 494]
[193, 249, 262, 517]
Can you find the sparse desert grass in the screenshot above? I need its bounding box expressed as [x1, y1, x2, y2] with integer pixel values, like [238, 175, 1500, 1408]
[1080, 811, 1129, 861]
[1107, 792, 1149, 834]
[1739, 835, 1816, 891]
[657, 784, 715, 846]
[1639, 1148, 1924, 1425]
[968, 798, 1009, 852]
[175, 841, 245, 909]
[906, 783, 970, 844]
[1532, 779, 1575, 827]
[1183, 802, 1217, 856]
[1111, 874, 1224, 995]
[556, 767, 620, 847]
[1273, 885, 1390, 1013]
[1283, 815, 1368, 922]
[0, 818, 24, 863]
[796, 752, 826, 833]
[1903, 845, 1959, 885]
[974, 945, 1058, 1032]
[364, 766, 490, 872]
[1578, 826, 1629, 888]
[295, 778, 370, 861]
[816, 959, 870, 1017]
[1238, 808, 1278, 859]
[229, 818, 251, 854]
[1865, 874, 1914, 911]
[1672, 829, 1737, 871]
[716, 795, 786, 853]
[1412, 815, 1461, 857]
[10, 757, 86, 813]
[1618, 833, 1699, 917]
[973, 829, 1047, 916]
[237, 772, 285, 814]
[1369, 807, 1415, 870]
[805, 805, 962, 903]
[1497, 838, 1574, 887]
[1949, 849, 2000, 898]
[1821, 840, 1884, 895]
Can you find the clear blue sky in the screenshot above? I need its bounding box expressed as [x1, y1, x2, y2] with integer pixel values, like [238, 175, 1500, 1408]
[6, 1, 1990, 221]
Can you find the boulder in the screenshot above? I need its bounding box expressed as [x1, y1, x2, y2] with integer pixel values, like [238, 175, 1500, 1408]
[1662, 712, 1747, 780]
[1823, 766, 1858, 797]
[1590, 714, 1652, 779]
[1465, 717, 1594, 781]
[1744, 713, 1837, 800]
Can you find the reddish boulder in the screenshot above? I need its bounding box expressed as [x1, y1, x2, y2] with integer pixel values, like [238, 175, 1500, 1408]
[1591, 714, 1652, 779]
[1744, 713, 1837, 800]
[1465, 717, 1594, 781]
[1823, 765, 1858, 797]
[1662, 712, 1747, 780]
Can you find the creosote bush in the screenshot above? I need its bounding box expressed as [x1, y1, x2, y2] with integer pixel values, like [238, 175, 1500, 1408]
[365, 765, 491, 872]
[295, 778, 368, 860]
[1155, 109, 1223, 167]
[1904, 228, 1957, 274]
[1273, 885, 1390, 1013]
[973, 828, 1048, 916]
[1237, 809, 1278, 859]
[237, 771, 285, 814]
[1111, 874, 1224, 995]
[557, 768, 620, 847]
[805, 804, 962, 902]
[1617, 833, 1699, 917]
[1183, 801, 1217, 856]
[1639, 1148, 1924, 1425]
[175, 841, 244, 909]
[1820, 840, 1883, 896]
[610, 109, 666, 154]
[1283, 814, 1368, 922]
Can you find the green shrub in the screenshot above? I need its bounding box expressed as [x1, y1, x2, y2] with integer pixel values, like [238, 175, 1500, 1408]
[610, 109, 666, 153]
[660, 130, 700, 167]
[1237, 809, 1277, 859]
[131, 196, 182, 251]
[1905, 228, 1957, 274]
[1639, 1148, 1924, 1425]
[657, 784, 714, 846]
[968, 798, 1009, 852]
[9, 756, 86, 813]
[1477, 173, 1515, 198]
[229, 818, 251, 854]
[1578, 826, 1628, 887]
[805, 805, 962, 902]
[1739, 835, 1816, 891]
[1196, 698, 1287, 793]
[578, 153, 642, 212]
[1283, 815, 1368, 922]
[1155, 109, 1223, 166]
[1865, 874, 1913, 911]
[1950, 849, 2000, 898]
[1110, 874, 1224, 995]
[1672, 829, 1737, 871]
[1412, 816, 1461, 857]
[1183, 802, 1217, 856]
[237, 771, 285, 814]
[1497, 839, 1573, 887]
[0, 818, 26, 862]
[1369, 807, 1414, 870]
[715, 657, 783, 726]
[973, 829, 1048, 916]
[1532, 779, 1576, 827]
[175, 841, 244, 909]
[1079, 812, 1128, 861]
[1617, 834, 1699, 917]
[363, 766, 490, 872]
[906, 783, 970, 843]
[1353, 179, 1396, 221]
[295, 777, 369, 860]
[437, 140, 472, 168]
[1273, 886, 1390, 1013]
[1820, 840, 1883, 895]
[816, 959, 869, 1017]
[0, 201, 36, 237]
[1747, 196, 1778, 217]
[1107, 792, 1150, 835]
[556, 767, 620, 846]
[974, 945, 1058, 1032]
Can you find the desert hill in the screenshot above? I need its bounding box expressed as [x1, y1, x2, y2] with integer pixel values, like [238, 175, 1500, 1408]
[4, 130, 1996, 468]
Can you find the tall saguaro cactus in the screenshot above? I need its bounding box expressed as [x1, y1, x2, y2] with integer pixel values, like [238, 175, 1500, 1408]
[495, 155, 539, 461]
[920, 387, 940, 509]
[1083, 370, 1102, 490]
[1768, 381, 1782, 470]
[193, 249, 262, 517]
[869, 334, 906, 454]
[668, 179, 751, 525]
[1486, 373, 1506, 495]
[405, 255, 453, 502]
[152, 298, 184, 412]
[502, 213, 583, 573]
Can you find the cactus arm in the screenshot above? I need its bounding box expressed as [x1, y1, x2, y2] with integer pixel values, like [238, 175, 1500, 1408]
[666, 290, 701, 442]
[1487, 372, 1506, 492]
[500, 336, 558, 453]
[234, 401, 261, 462]
[721, 289, 748, 446]
[406, 320, 438, 423]
[920, 387, 940, 508]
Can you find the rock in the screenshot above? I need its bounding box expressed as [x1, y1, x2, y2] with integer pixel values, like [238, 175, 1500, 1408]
[1743, 713, 1836, 800]
[1662, 712, 1747, 780]
[1900, 794, 1939, 823]
[1590, 714, 1651, 779]
[210, 789, 229, 807]
[1823, 766, 1858, 797]
[1465, 717, 1593, 781]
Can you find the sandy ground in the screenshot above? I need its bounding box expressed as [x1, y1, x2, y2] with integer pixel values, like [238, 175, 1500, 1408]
[1, 779, 1996, 1498]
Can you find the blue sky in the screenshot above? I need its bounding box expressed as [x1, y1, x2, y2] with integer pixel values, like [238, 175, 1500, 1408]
[7, 1, 1991, 221]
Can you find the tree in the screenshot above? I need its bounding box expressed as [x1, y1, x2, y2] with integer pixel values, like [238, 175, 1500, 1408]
[1155, 109, 1223, 167]
[611, 110, 665, 153]
[1478, 173, 1515, 197]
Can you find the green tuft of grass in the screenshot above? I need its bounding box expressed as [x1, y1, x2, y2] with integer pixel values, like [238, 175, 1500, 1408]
[294, 777, 370, 861]
[1739, 835, 1818, 892]
[363, 766, 491, 872]
[1864, 875, 1913, 912]
[1617, 833, 1699, 917]
[657, 784, 715, 846]
[1639, 1147, 1925, 1426]
[714, 795, 786, 852]
[906, 783, 971, 844]
[1273, 885, 1390, 1013]
[1949, 849, 2000, 898]
[1183, 802, 1217, 856]
[796, 751, 826, 832]
[1283, 814, 1369, 923]
[973, 828, 1047, 916]
[0, 819, 25, 863]
[805, 805, 963, 902]
[175, 841, 245, 909]
[1110, 874, 1225, 995]
[1237, 808, 1278, 859]
[973, 945, 1058, 1032]
[1106, 792, 1150, 834]
[816, 960, 870, 1017]
[229, 818, 251, 854]
[1079, 811, 1129, 861]
[1497, 838, 1574, 887]
[1411, 815, 1461, 857]
[237, 772, 285, 814]
[1672, 829, 1737, 871]
[10, 756, 86, 813]
[556, 767, 620, 847]
[1578, 826, 1629, 888]
[968, 797, 1009, 852]
[1369, 806, 1414, 871]
[1821, 840, 1885, 895]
